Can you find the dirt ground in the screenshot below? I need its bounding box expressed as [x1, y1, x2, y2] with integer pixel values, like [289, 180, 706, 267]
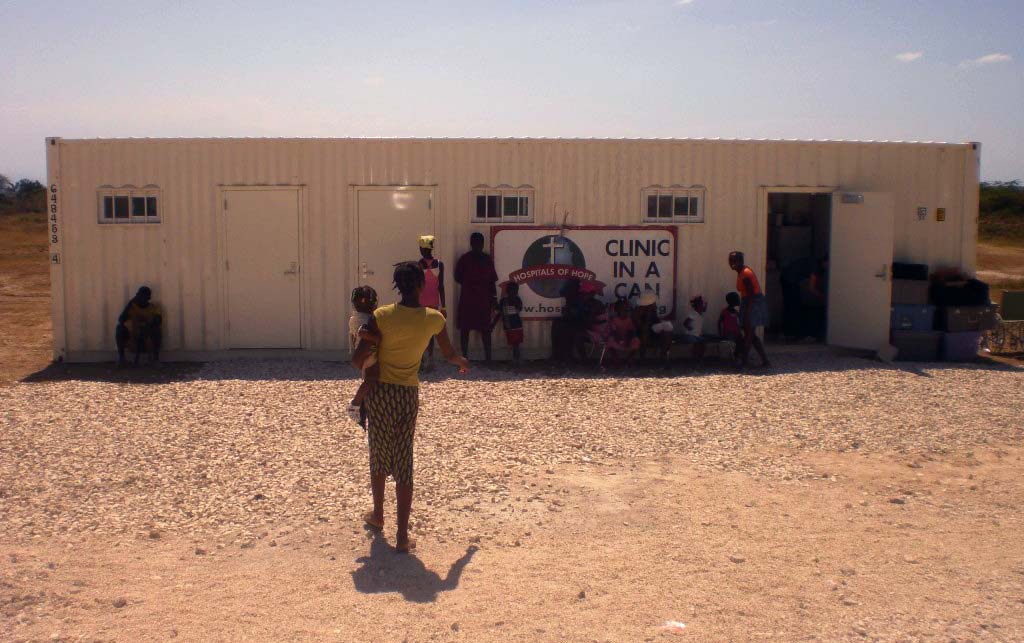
[978, 242, 1024, 305]
[2, 214, 1024, 642]
[4, 447, 1023, 642]
[0, 213, 51, 385]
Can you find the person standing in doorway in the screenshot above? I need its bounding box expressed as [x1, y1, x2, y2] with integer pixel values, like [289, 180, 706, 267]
[728, 251, 771, 369]
[417, 235, 446, 370]
[352, 262, 470, 553]
[454, 232, 498, 362]
[807, 255, 830, 340]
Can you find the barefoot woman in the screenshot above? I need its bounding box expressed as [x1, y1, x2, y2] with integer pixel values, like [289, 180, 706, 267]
[728, 250, 771, 369]
[352, 261, 470, 552]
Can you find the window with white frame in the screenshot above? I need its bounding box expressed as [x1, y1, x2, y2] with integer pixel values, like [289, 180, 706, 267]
[471, 185, 534, 223]
[642, 186, 705, 223]
[97, 186, 161, 224]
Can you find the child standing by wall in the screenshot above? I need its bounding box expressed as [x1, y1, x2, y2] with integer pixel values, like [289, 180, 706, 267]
[348, 286, 380, 427]
[492, 281, 525, 366]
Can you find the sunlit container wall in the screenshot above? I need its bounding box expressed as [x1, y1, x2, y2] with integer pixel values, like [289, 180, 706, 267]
[47, 138, 979, 360]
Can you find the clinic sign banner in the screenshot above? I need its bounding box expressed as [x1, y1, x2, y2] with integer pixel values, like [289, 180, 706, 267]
[491, 226, 677, 320]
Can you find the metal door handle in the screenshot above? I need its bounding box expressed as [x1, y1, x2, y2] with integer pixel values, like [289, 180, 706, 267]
[874, 265, 888, 279]
[284, 261, 299, 275]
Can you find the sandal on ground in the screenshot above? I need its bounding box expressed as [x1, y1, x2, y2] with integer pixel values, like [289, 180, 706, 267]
[363, 512, 384, 531]
[395, 538, 416, 553]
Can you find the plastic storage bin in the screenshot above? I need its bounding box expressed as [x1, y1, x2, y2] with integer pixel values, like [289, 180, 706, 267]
[892, 262, 929, 281]
[892, 279, 930, 305]
[890, 305, 936, 331]
[892, 331, 942, 361]
[941, 331, 982, 362]
[937, 305, 998, 332]
[931, 279, 990, 307]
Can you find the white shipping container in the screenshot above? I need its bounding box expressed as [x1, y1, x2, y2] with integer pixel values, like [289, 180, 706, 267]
[45, 137, 980, 361]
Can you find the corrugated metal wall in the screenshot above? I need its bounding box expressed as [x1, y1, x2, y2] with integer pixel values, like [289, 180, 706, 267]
[50, 138, 978, 359]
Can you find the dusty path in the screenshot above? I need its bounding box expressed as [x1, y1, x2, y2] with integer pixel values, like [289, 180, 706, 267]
[2, 356, 1024, 642]
[4, 448, 1023, 642]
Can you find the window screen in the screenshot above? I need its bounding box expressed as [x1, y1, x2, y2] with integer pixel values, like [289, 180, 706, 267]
[471, 187, 535, 223]
[641, 187, 705, 223]
[97, 189, 161, 224]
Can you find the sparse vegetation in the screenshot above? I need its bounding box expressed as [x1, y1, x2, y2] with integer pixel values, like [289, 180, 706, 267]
[0, 174, 46, 215]
[979, 180, 1024, 242]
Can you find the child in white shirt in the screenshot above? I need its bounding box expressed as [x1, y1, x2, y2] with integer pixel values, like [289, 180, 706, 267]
[680, 295, 707, 359]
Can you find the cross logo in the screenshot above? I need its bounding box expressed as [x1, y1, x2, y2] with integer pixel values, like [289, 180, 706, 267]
[542, 236, 564, 264]
[520, 234, 587, 298]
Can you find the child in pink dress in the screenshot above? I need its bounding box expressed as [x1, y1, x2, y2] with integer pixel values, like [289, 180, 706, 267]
[606, 298, 641, 367]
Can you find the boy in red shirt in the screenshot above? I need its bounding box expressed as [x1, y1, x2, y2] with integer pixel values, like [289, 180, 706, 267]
[718, 291, 742, 342]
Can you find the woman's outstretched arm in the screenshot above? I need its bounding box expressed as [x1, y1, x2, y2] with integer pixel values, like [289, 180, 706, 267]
[435, 324, 470, 373]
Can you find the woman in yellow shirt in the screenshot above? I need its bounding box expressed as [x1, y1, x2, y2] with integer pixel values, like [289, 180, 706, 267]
[352, 262, 469, 553]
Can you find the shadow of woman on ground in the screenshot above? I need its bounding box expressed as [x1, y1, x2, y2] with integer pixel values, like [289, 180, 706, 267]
[350, 531, 478, 603]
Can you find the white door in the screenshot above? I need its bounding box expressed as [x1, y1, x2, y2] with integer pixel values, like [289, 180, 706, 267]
[827, 191, 894, 351]
[357, 189, 434, 305]
[224, 189, 301, 348]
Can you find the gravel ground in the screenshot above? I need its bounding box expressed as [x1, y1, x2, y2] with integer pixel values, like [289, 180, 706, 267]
[1, 353, 1022, 543]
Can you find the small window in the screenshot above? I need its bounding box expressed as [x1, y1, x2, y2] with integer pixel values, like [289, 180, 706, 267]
[97, 188, 161, 224]
[114, 196, 130, 220]
[471, 186, 534, 223]
[642, 186, 705, 223]
[486, 194, 501, 219]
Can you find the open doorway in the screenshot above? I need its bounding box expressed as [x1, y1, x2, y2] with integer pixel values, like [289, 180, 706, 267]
[764, 191, 832, 343]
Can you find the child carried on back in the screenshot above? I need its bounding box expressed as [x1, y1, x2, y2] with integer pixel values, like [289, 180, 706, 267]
[348, 286, 380, 427]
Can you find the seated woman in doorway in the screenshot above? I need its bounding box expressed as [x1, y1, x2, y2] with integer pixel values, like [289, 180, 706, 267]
[728, 251, 771, 369]
[115, 286, 162, 367]
[352, 261, 470, 553]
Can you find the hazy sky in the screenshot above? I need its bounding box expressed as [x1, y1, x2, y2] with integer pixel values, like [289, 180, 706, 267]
[2, 0, 1021, 181]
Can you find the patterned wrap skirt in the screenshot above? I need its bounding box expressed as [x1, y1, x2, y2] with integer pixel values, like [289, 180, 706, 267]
[364, 382, 419, 486]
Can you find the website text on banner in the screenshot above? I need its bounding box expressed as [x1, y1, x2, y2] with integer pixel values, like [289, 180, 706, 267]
[491, 227, 677, 320]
